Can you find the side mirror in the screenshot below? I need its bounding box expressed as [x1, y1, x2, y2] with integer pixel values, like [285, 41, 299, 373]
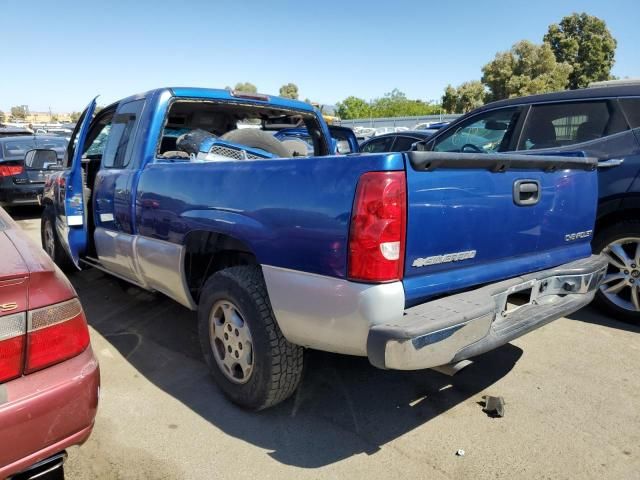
[24, 149, 60, 170]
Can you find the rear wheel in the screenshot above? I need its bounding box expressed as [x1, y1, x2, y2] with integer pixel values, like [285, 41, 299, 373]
[197, 266, 303, 410]
[592, 220, 640, 323]
[41, 205, 75, 272]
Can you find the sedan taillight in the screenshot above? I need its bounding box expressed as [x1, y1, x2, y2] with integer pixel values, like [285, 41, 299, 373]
[0, 313, 26, 383]
[26, 298, 90, 373]
[0, 165, 24, 177]
[0, 298, 90, 382]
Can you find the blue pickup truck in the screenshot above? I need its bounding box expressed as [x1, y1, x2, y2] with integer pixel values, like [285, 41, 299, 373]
[38, 87, 607, 410]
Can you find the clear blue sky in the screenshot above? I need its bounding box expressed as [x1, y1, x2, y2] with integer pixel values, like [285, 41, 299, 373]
[1, 0, 638, 113]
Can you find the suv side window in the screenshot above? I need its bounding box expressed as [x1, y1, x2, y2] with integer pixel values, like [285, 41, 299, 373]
[620, 98, 640, 129]
[102, 100, 144, 168]
[433, 107, 520, 153]
[361, 136, 394, 153]
[517, 100, 628, 150]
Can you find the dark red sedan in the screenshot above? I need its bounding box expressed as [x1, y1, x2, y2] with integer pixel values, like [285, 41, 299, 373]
[0, 207, 99, 479]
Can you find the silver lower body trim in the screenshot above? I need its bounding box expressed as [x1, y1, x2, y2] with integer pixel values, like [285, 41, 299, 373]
[94, 228, 196, 310]
[262, 265, 405, 356]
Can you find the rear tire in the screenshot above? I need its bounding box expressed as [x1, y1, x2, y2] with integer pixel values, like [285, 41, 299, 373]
[41, 205, 75, 272]
[197, 266, 304, 410]
[592, 220, 640, 324]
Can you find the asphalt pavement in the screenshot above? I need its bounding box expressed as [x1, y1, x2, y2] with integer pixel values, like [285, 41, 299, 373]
[11, 207, 640, 480]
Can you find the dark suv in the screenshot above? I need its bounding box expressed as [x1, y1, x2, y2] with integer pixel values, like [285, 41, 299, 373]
[419, 83, 640, 322]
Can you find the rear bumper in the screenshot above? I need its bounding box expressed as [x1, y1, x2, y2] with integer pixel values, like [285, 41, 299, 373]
[0, 347, 100, 478]
[0, 183, 44, 207]
[367, 255, 608, 370]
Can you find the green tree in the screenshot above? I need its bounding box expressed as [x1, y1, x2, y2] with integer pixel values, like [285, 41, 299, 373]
[234, 82, 257, 93]
[279, 83, 299, 99]
[456, 81, 486, 113]
[544, 13, 617, 89]
[442, 82, 486, 113]
[336, 96, 371, 119]
[10, 105, 27, 120]
[370, 89, 439, 117]
[441, 85, 459, 113]
[69, 111, 82, 122]
[482, 40, 572, 101]
[0, 110, 6, 123]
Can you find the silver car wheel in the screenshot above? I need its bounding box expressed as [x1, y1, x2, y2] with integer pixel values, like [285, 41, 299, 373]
[209, 300, 254, 384]
[43, 218, 56, 258]
[600, 237, 640, 313]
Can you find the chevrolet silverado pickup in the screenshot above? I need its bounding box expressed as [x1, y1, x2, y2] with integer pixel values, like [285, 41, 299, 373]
[38, 87, 606, 410]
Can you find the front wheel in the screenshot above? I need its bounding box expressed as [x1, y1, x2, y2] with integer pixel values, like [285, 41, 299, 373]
[197, 266, 304, 410]
[41, 206, 75, 272]
[592, 220, 640, 323]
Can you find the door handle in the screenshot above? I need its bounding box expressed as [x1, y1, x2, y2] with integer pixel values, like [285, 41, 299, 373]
[597, 158, 624, 168]
[513, 179, 540, 206]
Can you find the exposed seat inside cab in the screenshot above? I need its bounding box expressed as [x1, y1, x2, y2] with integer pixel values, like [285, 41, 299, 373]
[576, 120, 605, 143]
[527, 121, 558, 150]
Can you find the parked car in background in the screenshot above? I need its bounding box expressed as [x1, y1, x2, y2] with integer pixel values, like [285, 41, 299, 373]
[0, 126, 33, 138]
[418, 82, 640, 321]
[0, 135, 67, 208]
[274, 126, 360, 155]
[373, 126, 409, 136]
[360, 130, 436, 153]
[0, 207, 99, 479]
[36, 128, 73, 140]
[413, 121, 450, 131]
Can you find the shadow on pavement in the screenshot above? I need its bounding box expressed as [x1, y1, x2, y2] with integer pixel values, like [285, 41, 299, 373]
[567, 305, 640, 334]
[71, 268, 523, 468]
[3, 205, 42, 221]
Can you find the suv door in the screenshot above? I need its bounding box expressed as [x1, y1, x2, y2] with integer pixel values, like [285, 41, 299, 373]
[515, 99, 637, 200]
[515, 98, 640, 320]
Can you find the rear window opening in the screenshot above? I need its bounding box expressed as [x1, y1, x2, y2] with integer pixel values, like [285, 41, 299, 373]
[157, 100, 329, 162]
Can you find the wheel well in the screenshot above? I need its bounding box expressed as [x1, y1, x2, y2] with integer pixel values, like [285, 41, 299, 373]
[183, 231, 258, 304]
[595, 208, 640, 235]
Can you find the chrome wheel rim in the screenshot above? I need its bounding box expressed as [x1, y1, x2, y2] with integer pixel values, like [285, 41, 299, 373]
[209, 300, 254, 384]
[43, 219, 56, 258]
[600, 237, 640, 313]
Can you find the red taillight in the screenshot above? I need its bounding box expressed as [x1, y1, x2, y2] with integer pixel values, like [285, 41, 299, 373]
[0, 313, 26, 383]
[25, 298, 90, 374]
[348, 171, 407, 282]
[0, 164, 24, 177]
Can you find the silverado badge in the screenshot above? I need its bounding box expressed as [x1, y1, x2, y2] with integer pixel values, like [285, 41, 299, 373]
[412, 250, 477, 267]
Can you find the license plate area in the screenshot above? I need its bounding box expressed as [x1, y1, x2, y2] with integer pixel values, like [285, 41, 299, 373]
[494, 280, 538, 325]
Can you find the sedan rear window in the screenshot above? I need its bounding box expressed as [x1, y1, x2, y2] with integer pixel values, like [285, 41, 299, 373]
[2, 139, 36, 159]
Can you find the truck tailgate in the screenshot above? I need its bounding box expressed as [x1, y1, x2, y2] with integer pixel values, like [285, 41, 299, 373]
[403, 152, 598, 306]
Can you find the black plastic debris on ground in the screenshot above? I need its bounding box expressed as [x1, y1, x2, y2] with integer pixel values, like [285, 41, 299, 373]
[480, 395, 505, 418]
